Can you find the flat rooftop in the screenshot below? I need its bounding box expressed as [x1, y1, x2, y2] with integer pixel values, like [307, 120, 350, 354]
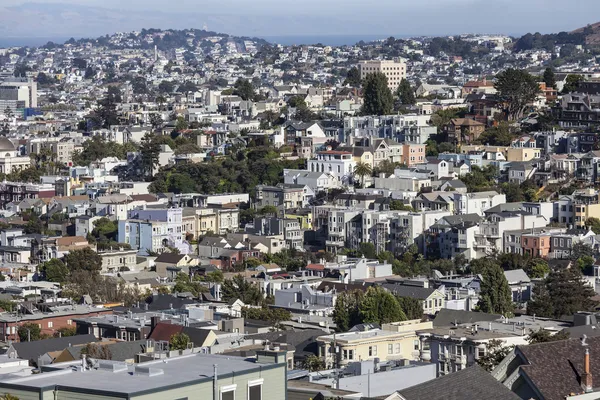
[318, 329, 412, 342]
[0, 353, 280, 395]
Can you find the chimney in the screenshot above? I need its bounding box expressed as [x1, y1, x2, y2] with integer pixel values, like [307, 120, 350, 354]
[582, 348, 593, 393]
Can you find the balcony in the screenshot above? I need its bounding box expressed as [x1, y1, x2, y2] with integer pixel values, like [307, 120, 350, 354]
[326, 240, 344, 247]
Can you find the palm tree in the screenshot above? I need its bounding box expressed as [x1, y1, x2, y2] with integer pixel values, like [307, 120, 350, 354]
[354, 162, 373, 188]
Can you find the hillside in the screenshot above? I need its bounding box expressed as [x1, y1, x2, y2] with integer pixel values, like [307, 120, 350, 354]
[571, 22, 600, 45]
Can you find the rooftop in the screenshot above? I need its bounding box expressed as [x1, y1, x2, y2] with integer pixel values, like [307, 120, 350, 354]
[0, 353, 281, 395]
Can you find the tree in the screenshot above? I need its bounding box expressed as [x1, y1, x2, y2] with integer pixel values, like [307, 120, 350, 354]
[359, 286, 407, 325]
[54, 326, 76, 338]
[302, 354, 325, 372]
[221, 275, 263, 305]
[169, 332, 190, 350]
[173, 273, 208, 297]
[40, 259, 69, 283]
[525, 258, 549, 279]
[585, 217, 600, 234]
[233, 78, 255, 101]
[532, 269, 598, 319]
[396, 79, 416, 105]
[571, 242, 594, 261]
[354, 162, 372, 187]
[18, 323, 42, 342]
[390, 200, 414, 212]
[494, 68, 540, 120]
[139, 133, 161, 177]
[477, 339, 513, 372]
[241, 306, 291, 328]
[149, 113, 163, 130]
[527, 328, 570, 344]
[543, 67, 556, 89]
[158, 80, 175, 94]
[396, 296, 423, 320]
[81, 343, 112, 360]
[562, 74, 583, 94]
[478, 263, 513, 315]
[344, 67, 361, 87]
[332, 290, 365, 332]
[362, 72, 394, 116]
[64, 248, 102, 273]
[476, 122, 516, 146]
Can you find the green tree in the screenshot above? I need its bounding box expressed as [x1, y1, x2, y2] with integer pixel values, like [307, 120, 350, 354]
[302, 354, 325, 372]
[527, 328, 570, 344]
[221, 275, 263, 305]
[396, 78, 416, 105]
[332, 290, 365, 331]
[139, 133, 161, 177]
[390, 200, 414, 212]
[362, 72, 394, 115]
[359, 286, 407, 325]
[40, 259, 69, 283]
[64, 248, 102, 273]
[91, 217, 118, 241]
[525, 258, 549, 279]
[344, 67, 361, 87]
[173, 273, 208, 297]
[585, 217, 600, 234]
[543, 67, 556, 89]
[494, 68, 540, 120]
[571, 242, 594, 261]
[354, 162, 372, 187]
[562, 74, 583, 94]
[396, 296, 424, 320]
[478, 263, 513, 315]
[169, 332, 190, 350]
[477, 339, 513, 372]
[18, 323, 42, 342]
[158, 80, 175, 93]
[232, 78, 256, 101]
[476, 122, 516, 146]
[54, 326, 76, 338]
[528, 268, 598, 318]
[460, 165, 499, 192]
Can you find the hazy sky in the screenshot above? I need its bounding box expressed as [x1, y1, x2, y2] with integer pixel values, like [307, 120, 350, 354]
[2, 0, 600, 40]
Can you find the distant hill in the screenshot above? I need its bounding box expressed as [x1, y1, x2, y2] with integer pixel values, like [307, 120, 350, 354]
[571, 22, 600, 45]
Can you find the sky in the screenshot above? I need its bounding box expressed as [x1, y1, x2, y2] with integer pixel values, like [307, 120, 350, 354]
[1, 0, 600, 43]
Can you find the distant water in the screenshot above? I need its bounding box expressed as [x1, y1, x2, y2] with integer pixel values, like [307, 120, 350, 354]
[260, 34, 410, 46]
[0, 37, 72, 47]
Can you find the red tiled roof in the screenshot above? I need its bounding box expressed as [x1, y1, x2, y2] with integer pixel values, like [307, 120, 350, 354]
[148, 322, 183, 342]
[306, 264, 325, 271]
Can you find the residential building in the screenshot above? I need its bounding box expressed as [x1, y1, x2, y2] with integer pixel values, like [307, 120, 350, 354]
[358, 59, 407, 91]
[0, 353, 287, 400]
[308, 150, 356, 184]
[317, 324, 425, 368]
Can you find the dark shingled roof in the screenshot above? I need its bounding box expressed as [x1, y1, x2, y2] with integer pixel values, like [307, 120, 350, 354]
[517, 336, 600, 400]
[10, 334, 98, 363]
[398, 365, 520, 400]
[382, 283, 435, 300]
[64, 340, 148, 362]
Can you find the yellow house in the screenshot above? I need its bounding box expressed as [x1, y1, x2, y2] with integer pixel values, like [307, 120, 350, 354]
[196, 208, 219, 236]
[506, 147, 541, 162]
[575, 203, 600, 228]
[317, 322, 427, 368]
[286, 210, 313, 230]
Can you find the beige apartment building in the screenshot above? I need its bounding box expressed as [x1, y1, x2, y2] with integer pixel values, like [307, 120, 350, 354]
[317, 320, 433, 368]
[358, 59, 407, 91]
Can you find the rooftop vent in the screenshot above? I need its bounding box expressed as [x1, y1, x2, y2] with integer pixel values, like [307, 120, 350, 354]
[134, 365, 164, 377]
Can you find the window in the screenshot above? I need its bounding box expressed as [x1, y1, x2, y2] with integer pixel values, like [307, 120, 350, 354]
[48, 321, 53, 328]
[388, 344, 393, 354]
[369, 346, 377, 357]
[248, 379, 263, 400]
[477, 347, 485, 359]
[221, 384, 237, 400]
[413, 340, 419, 351]
[396, 343, 402, 353]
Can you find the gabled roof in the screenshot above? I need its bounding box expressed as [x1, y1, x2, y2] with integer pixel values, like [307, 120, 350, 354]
[10, 334, 98, 363]
[382, 283, 435, 300]
[154, 252, 187, 264]
[398, 365, 520, 400]
[516, 336, 600, 400]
